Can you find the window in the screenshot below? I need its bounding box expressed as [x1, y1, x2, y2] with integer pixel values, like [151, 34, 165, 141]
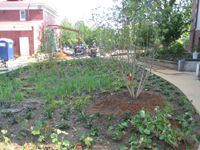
[20, 10, 26, 21]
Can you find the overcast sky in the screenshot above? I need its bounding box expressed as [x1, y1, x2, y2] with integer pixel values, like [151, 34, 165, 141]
[0, 0, 120, 27]
[42, 0, 118, 26]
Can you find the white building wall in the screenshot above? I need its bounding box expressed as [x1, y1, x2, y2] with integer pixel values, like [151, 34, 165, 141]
[196, 0, 200, 30]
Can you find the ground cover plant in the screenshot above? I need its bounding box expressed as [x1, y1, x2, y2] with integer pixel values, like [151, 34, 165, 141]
[0, 57, 199, 150]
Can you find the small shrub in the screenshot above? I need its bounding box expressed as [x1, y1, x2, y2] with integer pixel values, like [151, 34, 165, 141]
[8, 116, 18, 125]
[155, 87, 162, 92]
[3, 111, 13, 118]
[25, 112, 32, 120]
[159, 83, 164, 87]
[55, 122, 70, 130]
[163, 89, 170, 95]
[144, 86, 150, 90]
[152, 76, 157, 80]
[152, 80, 157, 84]
[165, 81, 171, 85]
[108, 126, 124, 141]
[105, 113, 115, 125]
[159, 79, 165, 82]
[145, 83, 150, 86]
[168, 94, 175, 101]
[175, 91, 180, 94]
[78, 133, 94, 148]
[183, 105, 190, 112]
[75, 111, 88, 123]
[179, 96, 188, 106]
[168, 86, 175, 90]
[121, 111, 131, 122]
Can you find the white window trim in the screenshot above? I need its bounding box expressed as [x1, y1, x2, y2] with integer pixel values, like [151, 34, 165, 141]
[20, 10, 26, 21]
[46, 12, 48, 23]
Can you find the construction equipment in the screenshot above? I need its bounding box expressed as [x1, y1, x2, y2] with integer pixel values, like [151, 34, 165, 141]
[48, 25, 95, 57]
[78, 35, 88, 52]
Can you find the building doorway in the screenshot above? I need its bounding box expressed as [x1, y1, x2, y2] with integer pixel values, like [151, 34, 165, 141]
[19, 37, 30, 55]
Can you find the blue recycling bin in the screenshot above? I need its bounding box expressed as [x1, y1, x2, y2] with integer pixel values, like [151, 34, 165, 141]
[0, 38, 14, 61]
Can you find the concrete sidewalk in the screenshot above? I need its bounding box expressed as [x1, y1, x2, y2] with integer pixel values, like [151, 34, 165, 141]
[0, 56, 37, 74]
[152, 67, 200, 114]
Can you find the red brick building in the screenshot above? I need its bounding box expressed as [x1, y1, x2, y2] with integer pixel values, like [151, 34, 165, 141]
[189, 0, 200, 52]
[0, 0, 61, 56]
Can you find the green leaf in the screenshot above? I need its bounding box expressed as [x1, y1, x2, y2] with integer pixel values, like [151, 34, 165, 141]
[120, 146, 128, 150]
[51, 133, 57, 138]
[121, 122, 128, 127]
[189, 123, 196, 131]
[1, 130, 7, 134]
[186, 146, 192, 150]
[192, 134, 199, 143]
[32, 130, 40, 135]
[159, 134, 165, 140]
[4, 137, 10, 143]
[63, 140, 70, 147]
[144, 129, 150, 135]
[38, 136, 44, 142]
[52, 138, 58, 143]
[108, 126, 114, 130]
[182, 121, 188, 128]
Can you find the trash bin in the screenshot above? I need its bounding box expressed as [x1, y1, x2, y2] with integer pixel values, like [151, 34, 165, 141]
[0, 38, 14, 60]
[193, 51, 198, 59]
[91, 48, 97, 57]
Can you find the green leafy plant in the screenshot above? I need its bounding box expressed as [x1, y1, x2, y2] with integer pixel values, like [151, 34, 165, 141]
[165, 81, 171, 85]
[144, 86, 150, 90]
[168, 86, 175, 90]
[90, 125, 100, 136]
[24, 112, 32, 120]
[121, 111, 131, 122]
[78, 133, 94, 148]
[90, 111, 101, 120]
[151, 76, 157, 80]
[31, 118, 51, 142]
[179, 96, 188, 106]
[50, 130, 70, 149]
[108, 126, 124, 141]
[0, 130, 11, 148]
[75, 111, 88, 123]
[152, 80, 158, 84]
[163, 89, 170, 95]
[168, 94, 175, 101]
[3, 111, 13, 118]
[175, 91, 180, 94]
[159, 83, 164, 87]
[60, 111, 70, 121]
[159, 79, 165, 82]
[155, 87, 162, 92]
[8, 116, 18, 125]
[105, 112, 115, 125]
[128, 133, 152, 149]
[130, 104, 198, 148]
[55, 122, 70, 130]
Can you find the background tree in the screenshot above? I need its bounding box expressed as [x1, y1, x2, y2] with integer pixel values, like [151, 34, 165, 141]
[154, 0, 193, 47]
[41, 28, 57, 54]
[61, 17, 78, 46]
